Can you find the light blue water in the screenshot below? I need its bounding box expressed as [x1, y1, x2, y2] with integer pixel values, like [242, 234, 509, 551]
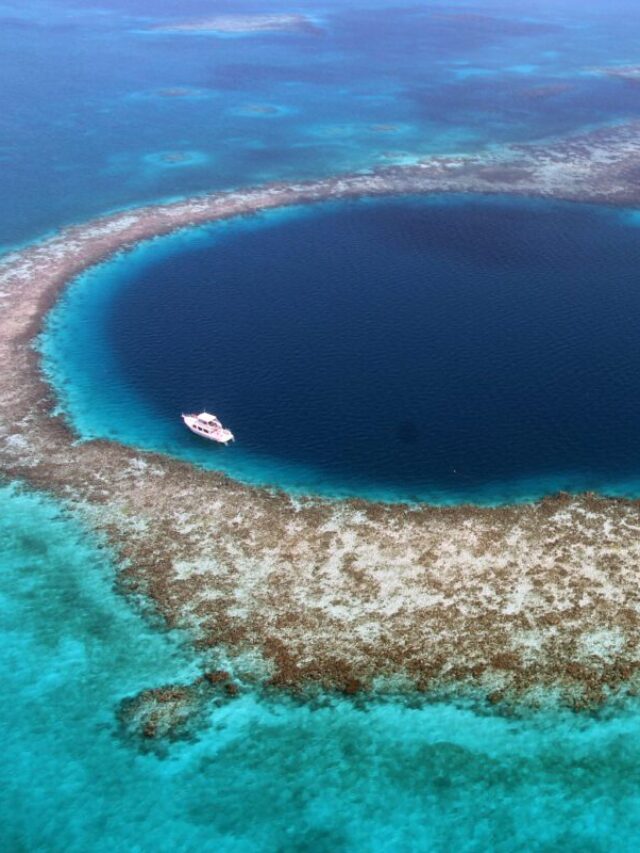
[5, 480, 640, 850]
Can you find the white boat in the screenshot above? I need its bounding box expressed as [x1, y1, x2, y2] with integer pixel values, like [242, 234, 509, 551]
[181, 411, 234, 445]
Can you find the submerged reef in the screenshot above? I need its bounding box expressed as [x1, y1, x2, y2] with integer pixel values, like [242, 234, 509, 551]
[593, 65, 640, 83]
[118, 673, 240, 747]
[5, 123, 640, 705]
[148, 14, 319, 37]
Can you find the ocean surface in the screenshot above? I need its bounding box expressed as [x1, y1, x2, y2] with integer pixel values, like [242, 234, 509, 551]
[3, 0, 640, 252]
[43, 195, 640, 504]
[6, 0, 640, 848]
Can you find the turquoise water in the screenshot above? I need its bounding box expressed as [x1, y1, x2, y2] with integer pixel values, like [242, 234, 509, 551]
[5, 480, 640, 850]
[41, 195, 640, 505]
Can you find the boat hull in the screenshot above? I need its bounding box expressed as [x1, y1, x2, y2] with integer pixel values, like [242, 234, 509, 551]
[181, 414, 234, 445]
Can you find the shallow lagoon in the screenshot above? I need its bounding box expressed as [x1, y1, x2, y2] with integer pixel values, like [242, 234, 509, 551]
[43, 195, 640, 504]
[5, 480, 640, 850]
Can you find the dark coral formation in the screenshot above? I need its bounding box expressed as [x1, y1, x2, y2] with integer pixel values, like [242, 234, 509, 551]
[118, 674, 241, 746]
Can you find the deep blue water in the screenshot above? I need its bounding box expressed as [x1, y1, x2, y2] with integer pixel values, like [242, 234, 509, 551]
[43, 195, 640, 503]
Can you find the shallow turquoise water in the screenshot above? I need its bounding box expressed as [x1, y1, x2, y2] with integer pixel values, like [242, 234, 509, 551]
[4, 480, 640, 850]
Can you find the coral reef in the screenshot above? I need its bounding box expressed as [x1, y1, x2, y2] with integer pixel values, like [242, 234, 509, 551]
[4, 123, 640, 703]
[118, 673, 241, 746]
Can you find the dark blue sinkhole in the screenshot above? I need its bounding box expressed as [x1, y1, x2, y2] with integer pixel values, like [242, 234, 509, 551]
[43, 196, 640, 503]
